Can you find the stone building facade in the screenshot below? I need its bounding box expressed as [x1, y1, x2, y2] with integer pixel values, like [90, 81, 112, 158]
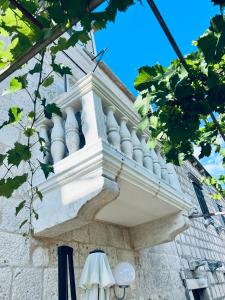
[0, 40, 225, 300]
[138, 160, 225, 300]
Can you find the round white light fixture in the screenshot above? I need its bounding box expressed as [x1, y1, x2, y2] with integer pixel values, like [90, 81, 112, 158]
[113, 262, 135, 287]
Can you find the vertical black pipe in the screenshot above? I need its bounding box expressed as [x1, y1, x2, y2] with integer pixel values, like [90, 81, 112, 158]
[68, 247, 77, 300]
[58, 245, 77, 300]
[58, 246, 68, 300]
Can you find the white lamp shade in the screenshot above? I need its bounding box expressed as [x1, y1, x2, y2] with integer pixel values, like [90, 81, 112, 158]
[113, 262, 135, 286]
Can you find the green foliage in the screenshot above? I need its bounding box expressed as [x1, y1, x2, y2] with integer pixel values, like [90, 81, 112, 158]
[29, 63, 42, 75]
[0, 174, 28, 198]
[35, 187, 43, 201]
[42, 75, 54, 87]
[0, 0, 138, 234]
[19, 219, 28, 229]
[0, 107, 23, 129]
[0, 0, 136, 71]
[51, 62, 72, 77]
[7, 142, 31, 167]
[24, 127, 35, 137]
[39, 161, 54, 179]
[0, 154, 6, 166]
[203, 175, 225, 200]
[134, 14, 225, 198]
[42, 99, 62, 119]
[211, 0, 225, 6]
[15, 200, 26, 216]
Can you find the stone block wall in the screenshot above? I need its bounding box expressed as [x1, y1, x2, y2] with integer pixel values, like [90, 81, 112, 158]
[0, 49, 225, 300]
[174, 162, 225, 300]
[136, 242, 187, 300]
[134, 161, 225, 300]
[0, 61, 142, 299]
[0, 209, 141, 299]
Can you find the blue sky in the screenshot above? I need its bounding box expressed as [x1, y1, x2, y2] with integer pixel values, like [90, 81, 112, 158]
[95, 0, 221, 177]
[95, 0, 218, 94]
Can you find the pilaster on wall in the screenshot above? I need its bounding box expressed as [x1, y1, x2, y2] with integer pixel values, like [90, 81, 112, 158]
[81, 90, 107, 145]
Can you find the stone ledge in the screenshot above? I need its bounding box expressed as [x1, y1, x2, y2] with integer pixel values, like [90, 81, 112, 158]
[130, 212, 190, 250]
[33, 139, 191, 247]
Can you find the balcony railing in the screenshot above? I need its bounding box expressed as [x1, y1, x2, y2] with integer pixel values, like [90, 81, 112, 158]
[39, 76, 181, 192]
[34, 72, 191, 248]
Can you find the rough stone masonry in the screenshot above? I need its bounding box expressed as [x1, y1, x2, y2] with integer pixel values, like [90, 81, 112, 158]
[0, 45, 225, 300]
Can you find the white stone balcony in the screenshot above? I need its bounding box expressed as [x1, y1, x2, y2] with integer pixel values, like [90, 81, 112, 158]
[34, 72, 191, 249]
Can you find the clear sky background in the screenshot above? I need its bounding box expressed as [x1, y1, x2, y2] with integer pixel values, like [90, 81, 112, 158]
[95, 0, 218, 93]
[95, 0, 222, 177]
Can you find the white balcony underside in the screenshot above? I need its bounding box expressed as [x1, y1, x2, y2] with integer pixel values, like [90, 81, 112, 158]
[97, 142, 189, 226]
[96, 178, 184, 227]
[34, 139, 191, 246]
[33, 73, 192, 248]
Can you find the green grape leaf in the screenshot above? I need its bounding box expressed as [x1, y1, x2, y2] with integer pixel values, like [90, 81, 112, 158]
[0, 107, 23, 129]
[211, 0, 225, 6]
[42, 75, 54, 87]
[24, 127, 35, 137]
[147, 138, 157, 149]
[32, 209, 39, 220]
[2, 75, 27, 95]
[28, 111, 35, 120]
[19, 219, 28, 229]
[0, 154, 6, 166]
[35, 187, 43, 201]
[39, 161, 54, 179]
[197, 31, 218, 63]
[51, 62, 72, 77]
[15, 200, 26, 216]
[7, 142, 31, 167]
[0, 174, 28, 198]
[134, 65, 165, 91]
[29, 63, 42, 75]
[43, 102, 62, 119]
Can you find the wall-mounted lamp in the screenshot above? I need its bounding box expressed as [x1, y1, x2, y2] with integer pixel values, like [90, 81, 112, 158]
[113, 262, 135, 300]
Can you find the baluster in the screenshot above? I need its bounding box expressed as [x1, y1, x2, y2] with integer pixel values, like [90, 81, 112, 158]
[65, 107, 80, 155]
[120, 117, 133, 159]
[167, 163, 182, 191]
[131, 127, 143, 165]
[155, 146, 170, 183]
[141, 135, 153, 171]
[106, 106, 120, 150]
[149, 147, 161, 178]
[51, 115, 65, 163]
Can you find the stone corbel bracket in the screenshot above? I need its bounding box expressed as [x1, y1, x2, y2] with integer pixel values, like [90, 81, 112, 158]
[129, 211, 190, 250]
[33, 140, 119, 237]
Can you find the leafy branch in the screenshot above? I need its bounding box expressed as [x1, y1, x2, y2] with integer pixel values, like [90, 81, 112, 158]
[134, 11, 225, 199]
[0, 0, 137, 234]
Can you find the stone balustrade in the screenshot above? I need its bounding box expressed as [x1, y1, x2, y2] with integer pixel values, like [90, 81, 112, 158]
[38, 73, 181, 192]
[34, 72, 190, 240]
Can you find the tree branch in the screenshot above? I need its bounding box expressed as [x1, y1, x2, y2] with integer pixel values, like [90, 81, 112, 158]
[147, 0, 225, 143]
[0, 0, 105, 82]
[9, 0, 44, 29]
